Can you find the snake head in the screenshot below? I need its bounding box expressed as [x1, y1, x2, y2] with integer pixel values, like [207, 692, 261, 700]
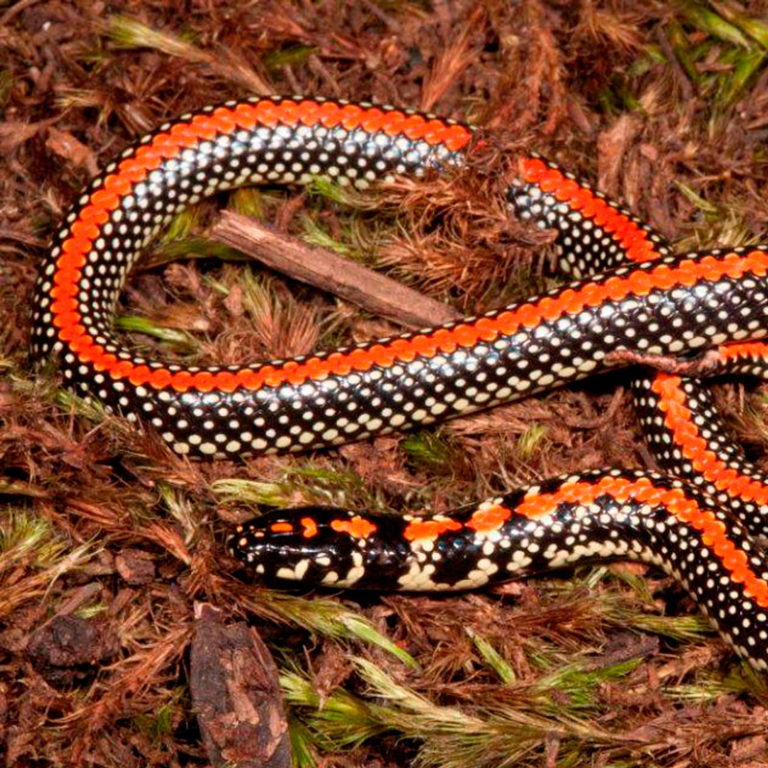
[227, 507, 394, 588]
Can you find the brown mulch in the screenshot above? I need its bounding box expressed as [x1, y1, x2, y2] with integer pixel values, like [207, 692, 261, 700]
[3, 1, 768, 766]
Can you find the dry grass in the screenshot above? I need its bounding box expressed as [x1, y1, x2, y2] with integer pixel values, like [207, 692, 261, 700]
[3, 1, 768, 766]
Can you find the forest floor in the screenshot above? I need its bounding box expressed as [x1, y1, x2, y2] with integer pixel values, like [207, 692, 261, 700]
[3, 1, 768, 766]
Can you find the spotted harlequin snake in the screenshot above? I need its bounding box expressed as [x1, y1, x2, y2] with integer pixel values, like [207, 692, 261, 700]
[33, 97, 768, 669]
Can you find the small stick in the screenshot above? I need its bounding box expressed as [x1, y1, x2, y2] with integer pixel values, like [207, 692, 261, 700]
[209, 210, 462, 330]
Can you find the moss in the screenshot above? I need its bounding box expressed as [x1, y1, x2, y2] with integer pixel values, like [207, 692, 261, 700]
[3, 2, 768, 765]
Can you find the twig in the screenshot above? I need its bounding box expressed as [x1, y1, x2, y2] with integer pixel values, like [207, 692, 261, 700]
[656, 27, 695, 103]
[0, 0, 43, 26]
[209, 210, 462, 330]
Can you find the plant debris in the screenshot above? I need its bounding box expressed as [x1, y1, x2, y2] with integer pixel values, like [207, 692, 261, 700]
[190, 603, 290, 768]
[3, 1, 768, 766]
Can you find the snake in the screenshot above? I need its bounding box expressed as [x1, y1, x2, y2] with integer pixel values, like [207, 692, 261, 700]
[31, 96, 768, 670]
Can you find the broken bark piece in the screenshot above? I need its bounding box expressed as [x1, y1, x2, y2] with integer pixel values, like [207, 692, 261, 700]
[190, 602, 290, 768]
[115, 548, 156, 586]
[210, 210, 462, 330]
[27, 615, 118, 668]
[27, 615, 119, 687]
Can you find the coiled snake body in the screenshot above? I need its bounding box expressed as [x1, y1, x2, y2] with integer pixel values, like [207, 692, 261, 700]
[32, 97, 768, 669]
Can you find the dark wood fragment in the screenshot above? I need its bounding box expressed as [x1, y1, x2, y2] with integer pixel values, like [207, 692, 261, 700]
[190, 602, 290, 768]
[115, 548, 156, 586]
[26, 615, 119, 687]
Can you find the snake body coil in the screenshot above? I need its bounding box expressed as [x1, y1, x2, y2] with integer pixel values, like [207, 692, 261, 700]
[33, 97, 768, 669]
